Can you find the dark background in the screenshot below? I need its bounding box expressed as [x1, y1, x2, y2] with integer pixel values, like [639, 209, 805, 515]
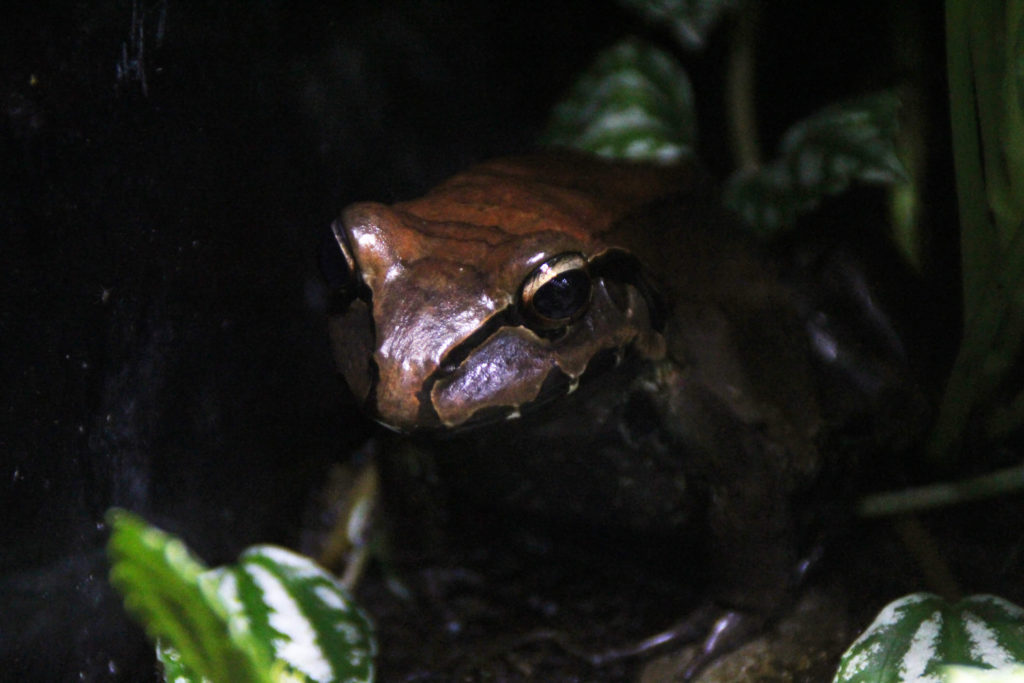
[1, 1, 949, 680]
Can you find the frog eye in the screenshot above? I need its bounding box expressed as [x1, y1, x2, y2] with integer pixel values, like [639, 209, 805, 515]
[319, 221, 365, 306]
[520, 253, 592, 329]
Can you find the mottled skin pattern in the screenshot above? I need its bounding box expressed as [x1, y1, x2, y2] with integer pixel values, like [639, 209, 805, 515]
[324, 151, 921, 675]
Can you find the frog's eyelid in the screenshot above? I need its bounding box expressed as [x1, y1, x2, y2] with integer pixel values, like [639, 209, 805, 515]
[328, 219, 358, 277]
[321, 221, 374, 311]
[320, 224, 353, 289]
[519, 252, 591, 329]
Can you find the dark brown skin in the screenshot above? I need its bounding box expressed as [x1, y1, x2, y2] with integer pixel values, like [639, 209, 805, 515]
[324, 151, 921, 676]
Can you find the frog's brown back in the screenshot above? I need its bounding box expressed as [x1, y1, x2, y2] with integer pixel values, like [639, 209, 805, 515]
[395, 151, 694, 242]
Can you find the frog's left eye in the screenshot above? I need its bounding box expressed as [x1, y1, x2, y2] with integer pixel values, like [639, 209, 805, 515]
[319, 222, 366, 309]
[520, 253, 592, 330]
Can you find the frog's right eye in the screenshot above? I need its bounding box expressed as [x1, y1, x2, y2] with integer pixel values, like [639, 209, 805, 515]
[319, 222, 366, 307]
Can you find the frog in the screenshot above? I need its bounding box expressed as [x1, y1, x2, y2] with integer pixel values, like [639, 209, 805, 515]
[320, 150, 924, 677]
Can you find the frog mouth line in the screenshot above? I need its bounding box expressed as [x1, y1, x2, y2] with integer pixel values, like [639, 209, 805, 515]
[414, 335, 628, 435]
[413, 305, 518, 429]
[407, 251, 659, 433]
[435, 306, 520, 380]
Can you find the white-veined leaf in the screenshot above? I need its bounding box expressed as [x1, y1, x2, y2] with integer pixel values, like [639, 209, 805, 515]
[725, 91, 907, 235]
[542, 38, 695, 164]
[106, 509, 273, 683]
[107, 510, 376, 683]
[833, 593, 1024, 683]
[158, 546, 377, 683]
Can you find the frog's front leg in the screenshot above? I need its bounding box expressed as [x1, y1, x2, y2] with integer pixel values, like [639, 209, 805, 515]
[301, 441, 383, 589]
[680, 469, 804, 677]
[640, 354, 820, 677]
[575, 476, 807, 680]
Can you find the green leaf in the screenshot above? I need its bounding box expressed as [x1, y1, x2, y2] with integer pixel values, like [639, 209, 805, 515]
[615, 0, 738, 49]
[833, 593, 1024, 683]
[928, 0, 1024, 460]
[725, 91, 907, 236]
[541, 38, 696, 164]
[108, 510, 377, 683]
[106, 509, 272, 683]
[214, 546, 377, 683]
[158, 545, 376, 683]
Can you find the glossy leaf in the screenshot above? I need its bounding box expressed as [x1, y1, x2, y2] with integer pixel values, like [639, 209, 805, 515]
[615, 0, 738, 49]
[725, 92, 907, 235]
[542, 38, 695, 164]
[106, 509, 272, 683]
[833, 593, 1024, 683]
[107, 510, 377, 683]
[228, 546, 375, 682]
[158, 545, 376, 683]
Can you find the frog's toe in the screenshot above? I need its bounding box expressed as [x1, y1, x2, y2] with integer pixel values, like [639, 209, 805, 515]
[678, 609, 763, 680]
[574, 602, 766, 680]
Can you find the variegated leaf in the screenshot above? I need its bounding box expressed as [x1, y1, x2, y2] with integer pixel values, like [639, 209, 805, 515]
[159, 546, 376, 683]
[834, 593, 1024, 683]
[725, 91, 907, 235]
[542, 38, 695, 164]
[106, 509, 273, 683]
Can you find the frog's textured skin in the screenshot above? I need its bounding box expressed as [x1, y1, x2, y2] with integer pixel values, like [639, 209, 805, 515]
[323, 151, 923, 672]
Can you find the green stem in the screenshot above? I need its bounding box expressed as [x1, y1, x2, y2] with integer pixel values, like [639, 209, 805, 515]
[893, 516, 962, 601]
[857, 462, 1024, 517]
[726, 1, 761, 171]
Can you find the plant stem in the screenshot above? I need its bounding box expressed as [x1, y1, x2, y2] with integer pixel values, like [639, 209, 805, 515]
[893, 516, 962, 601]
[727, 1, 761, 171]
[857, 462, 1024, 517]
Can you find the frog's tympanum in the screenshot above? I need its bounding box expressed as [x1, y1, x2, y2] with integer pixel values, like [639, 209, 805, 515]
[322, 151, 923, 676]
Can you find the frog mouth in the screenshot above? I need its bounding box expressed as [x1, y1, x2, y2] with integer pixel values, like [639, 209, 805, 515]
[412, 304, 520, 430]
[371, 250, 664, 434]
[416, 300, 648, 433]
[417, 340, 627, 434]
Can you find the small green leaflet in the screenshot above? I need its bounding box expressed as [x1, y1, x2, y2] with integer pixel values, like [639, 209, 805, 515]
[833, 593, 1024, 683]
[106, 509, 377, 683]
[615, 0, 738, 49]
[541, 38, 696, 164]
[725, 92, 907, 236]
